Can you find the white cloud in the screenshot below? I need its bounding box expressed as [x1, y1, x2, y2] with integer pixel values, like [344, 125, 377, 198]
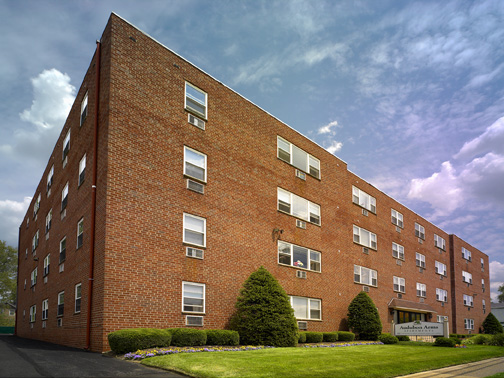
[326, 140, 343, 154]
[318, 120, 339, 135]
[0, 197, 31, 247]
[455, 117, 504, 159]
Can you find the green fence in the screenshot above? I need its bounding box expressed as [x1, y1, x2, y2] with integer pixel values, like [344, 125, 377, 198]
[0, 326, 15, 334]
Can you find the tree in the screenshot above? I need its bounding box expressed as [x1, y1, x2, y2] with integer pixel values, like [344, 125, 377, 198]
[0, 240, 17, 304]
[482, 312, 504, 334]
[498, 284, 504, 303]
[347, 291, 382, 341]
[230, 266, 298, 347]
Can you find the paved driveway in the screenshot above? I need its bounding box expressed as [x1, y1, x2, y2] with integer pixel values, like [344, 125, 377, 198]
[0, 335, 186, 377]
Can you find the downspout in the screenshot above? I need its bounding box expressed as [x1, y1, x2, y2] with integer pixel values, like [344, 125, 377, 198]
[86, 39, 101, 350]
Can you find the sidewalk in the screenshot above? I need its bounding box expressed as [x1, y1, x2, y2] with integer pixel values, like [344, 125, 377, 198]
[398, 357, 504, 377]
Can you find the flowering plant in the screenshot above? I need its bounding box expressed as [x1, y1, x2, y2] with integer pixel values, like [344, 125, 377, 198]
[294, 260, 304, 267]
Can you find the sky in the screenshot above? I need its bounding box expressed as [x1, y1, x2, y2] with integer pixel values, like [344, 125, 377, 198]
[1, 0, 503, 301]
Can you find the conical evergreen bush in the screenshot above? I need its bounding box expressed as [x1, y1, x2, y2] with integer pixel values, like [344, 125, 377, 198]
[482, 312, 503, 334]
[347, 291, 382, 340]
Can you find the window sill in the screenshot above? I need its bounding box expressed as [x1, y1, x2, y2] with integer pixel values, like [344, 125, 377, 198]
[185, 108, 207, 122]
[295, 318, 322, 322]
[276, 157, 321, 181]
[277, 210, 321, 227]
[278, 263, 321, 274]
[353, 242, 377, 251]
[182, 312, 205, 315]
[352, 202, 376, 215]
[354, 281, 377, 288]
[183, 243, 206, 250]
[183, 174, 207, 185]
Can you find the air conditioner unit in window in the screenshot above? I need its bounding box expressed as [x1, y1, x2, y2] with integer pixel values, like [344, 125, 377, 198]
[363, 247, 369, 254]
[397, 293, 402, 299]
[57, 318, 63, 327]
[42, 321, 46, 329]
[396, 260, 402, 266]
[186, 315, 204, 326]
[419, 298, 424, 303]
[362, 286, 369, 293]
[43, 276, 48, 284]
[441, 302, 444, 307]
[362, 209, 369, 216]
[59, 264, 64, 273]
[418, 238, 423, 244]
[396, 226, 401, 233]
[440, 275, 443, 280]
[296, 219, 306, 229]
[187, 179, 204, 194]
[296, 270, 307, 279]
[186, 247, 204, 259]
[188, 113, 205, 130]
[295, 169, 306, 180]
[297, 321, 308, 330]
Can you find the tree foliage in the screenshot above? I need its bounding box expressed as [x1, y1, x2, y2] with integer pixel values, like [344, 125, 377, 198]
[0, 240, 17, 303]
[498, 284, 504, 303]
[347, 291, 382, 341]
[230, 266, 298, 347]
[482, 312, 504, 334]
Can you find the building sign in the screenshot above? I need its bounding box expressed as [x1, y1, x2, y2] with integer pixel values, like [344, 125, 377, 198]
[394, 321, 444, 336]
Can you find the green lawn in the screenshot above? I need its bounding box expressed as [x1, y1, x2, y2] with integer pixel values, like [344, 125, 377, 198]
[141, 343, 504, 378]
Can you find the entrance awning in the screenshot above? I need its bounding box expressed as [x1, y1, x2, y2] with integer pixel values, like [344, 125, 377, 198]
[388, 298, 437, 314]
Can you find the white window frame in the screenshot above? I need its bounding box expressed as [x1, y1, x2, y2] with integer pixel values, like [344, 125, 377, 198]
[79, 154, 86, 186]
[435, 261, 446, 276]
[416, 252, 426, 268]
[277, 241, 321, 272]
[31, 267, 38, 287]
[434, 234, 446, 250]
[277, 136, 320, 179]
[43, 254, 50, 276]
[185, 82, 207, 119]
[182, 281, 205, 314]
[481, 258, 484, 269]
[277, 188, 320, 225]
[75, 283, 82, 313]
[80, 91, 88, 126]
[47, 165, 54, 193]
[415, 223, 425, 240]
[42, 299, 48, 320]
[392, 242, 404, 260]
[62, 130, 70, 160]
[462, 247, 472, 261]
[462, 271, 472, 284]
[464, 318, 474, 330]
[393, 276, 405, 293]
[391, 209, 403, 228]
[34, 193, 41, 216]
[183, 213, 206, 248]
[77, 218, 84, 249]
[59, 237, 66, 264]
[32, 230, 39, 252]
[482, 278, 485, 292]
[289, 296, 322, 320]
[61, 182, 69, 211]
[353, 225, 377, 250]
[436, 288, 448, 302]
[352, 186, 376, 213]
[29, 305, 36, 323]
[57, 291, 64, 317]
[463, 294, 473, 307]
[416, 282, 426, 297]
[183, 146, 207, 183]
[45, 209, 52, 234]
[354, 265, 377, 287]
[483, 299, 486, 313]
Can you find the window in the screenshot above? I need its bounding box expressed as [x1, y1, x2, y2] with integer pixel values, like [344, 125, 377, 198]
[184, 146, 207, 182]
[483, 299, 486, 313]
[47, 165, 54, 193]
[481, 258, 484, 270]
[464, 318, 474, 330]
[277, 188, 320, 225]
[45, 210, 52, 234]
[32, 230, 39, 252]
[392, 242, 404, 260]
[434, 234, 446, 250]
[75, 283, 82, 313]
[278, 241, 321, 272]
[30, 305, 36, 323]
[59, 237, 66, 264]
[391, 209, 404, 228]
[80, 92, 88, 125]
[353, 225, 377, 249]
[42, 299, 48, 320]
[462, 271, 472, 284]
[462, 247, 472, 261]
[352, 186, 376, 213]
[354, 265, 377, 286]
[61, 183, 68, 211]
[185, 82, 207, 119]
[77, 218, 84, 249]
[463, 294, 473, 307]
[435, 261, 446, 276]
[57, 291, 64, 316]
[416, 252, 426, 268]
[79, 154, 86, 186]
[415, 223, 425, 240]
[182, 282, 205, 313]
[34, 193, 41, 217]
[416, 283, 426, 297]
[183, 213, 206, 247]
[277, 136, 320, 178]
[31, 268, 37, 287]
[436, 288, 448, 302]
[482, 278, 485, 292]
[62, 130, 70, 161]
[393, 276, 405, 293]
[43, 254, 50, 276]
[290, 296, 321, 320]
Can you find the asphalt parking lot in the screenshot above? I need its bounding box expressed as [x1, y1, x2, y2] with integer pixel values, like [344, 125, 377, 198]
[0, 334, 186, 377]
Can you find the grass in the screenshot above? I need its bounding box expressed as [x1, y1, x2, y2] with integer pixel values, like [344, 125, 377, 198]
[141, 342, 504, 378]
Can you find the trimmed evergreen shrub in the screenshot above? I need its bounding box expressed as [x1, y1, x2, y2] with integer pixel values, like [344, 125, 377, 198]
[304, 332, 324, 343]
[378, 333, 399, 344]
[347, 292, 382, 340]
[489, 333, 504, 347]
[450, 336, 462, 345]
[171, 328, 207, 347]
[323, 332, 339, 342]
[434, 337, 456, 347]
[482, 313, 504, 334]
[230, 266, 298, 347]
[470, 334, 493, 345]
[338, 331, 355, 341]
[205, 330, 239, 346]
[107, 328, 172, 354]
[397, 335, 410, 341]
[298, 332, 307, 343]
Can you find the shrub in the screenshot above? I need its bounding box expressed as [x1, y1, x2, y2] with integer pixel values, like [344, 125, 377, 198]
[171, 328, 207, 347]
[230, 266, 298, 347]
[470, 334, 493, 345]
[397, 335, 410, 341]
[482, 313, 504, 335]
[489, 333, 504, 347]
[347, 292, 382, 340]
[205, 330, 239, 346]
[298, 332, 307, 343]
[304, 332, 324, 343]
[323, 332, 339, 342]
[434, 337, 456, 347]
[378, 333, 399, 344]
[450, 337, 462, 345]
[338, 331, 355, 341]
[107, 328, 172, 354]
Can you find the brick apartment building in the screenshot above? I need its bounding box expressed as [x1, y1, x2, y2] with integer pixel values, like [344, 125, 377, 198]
[16, 13, 491, 352]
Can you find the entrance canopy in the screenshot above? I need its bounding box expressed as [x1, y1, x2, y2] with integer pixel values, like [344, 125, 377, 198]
[388, 298, 437, 314]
